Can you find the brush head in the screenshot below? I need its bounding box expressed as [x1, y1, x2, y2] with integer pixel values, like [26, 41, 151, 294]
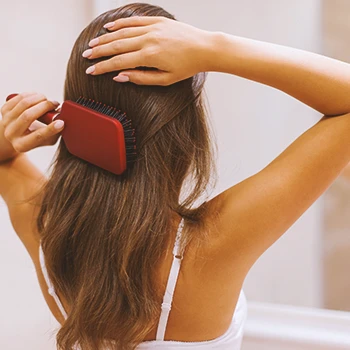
[55, 97, 137, 175]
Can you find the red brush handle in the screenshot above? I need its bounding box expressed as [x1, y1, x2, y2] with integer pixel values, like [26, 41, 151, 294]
[6, 93, 59, 125]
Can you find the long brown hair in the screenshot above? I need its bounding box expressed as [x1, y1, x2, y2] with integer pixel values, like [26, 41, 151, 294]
[37, 3, 217, 349]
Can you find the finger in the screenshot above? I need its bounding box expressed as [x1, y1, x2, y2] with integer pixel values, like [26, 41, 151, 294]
[87, 51, 144, 75]
[1, 92, 36, 121]
[103, 16, 164, 31]
[5, 100, 59, 140]
[113, 70, 174, 86]
[28, 120, 47, 132]
[42, 133, 61, 147]
[6, 93, 47, 125]
[12, 120, 64, 153]
[84, 36, 145, 60]
[88, 27, 149, 48]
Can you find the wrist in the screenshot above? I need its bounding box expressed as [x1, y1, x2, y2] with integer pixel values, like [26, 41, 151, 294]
[0, 120, 20, 163]
[201, 31, 230, 73]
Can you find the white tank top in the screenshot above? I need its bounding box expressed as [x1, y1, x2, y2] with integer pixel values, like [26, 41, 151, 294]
[39, 217, 247, 349]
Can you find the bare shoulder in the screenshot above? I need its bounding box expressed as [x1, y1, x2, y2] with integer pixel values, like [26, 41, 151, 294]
[204, 113, 350, 271]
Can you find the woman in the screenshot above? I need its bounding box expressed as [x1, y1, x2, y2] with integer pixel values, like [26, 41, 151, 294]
[1, 2, 350, 350]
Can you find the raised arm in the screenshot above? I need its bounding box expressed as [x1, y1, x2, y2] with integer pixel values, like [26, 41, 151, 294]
[85, 16, 350, 116]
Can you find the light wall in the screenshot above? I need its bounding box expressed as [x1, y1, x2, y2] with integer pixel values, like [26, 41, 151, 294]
[0, 0, 323, 349]
[0, 1, 92, 349]
[322, 0, 350, 312]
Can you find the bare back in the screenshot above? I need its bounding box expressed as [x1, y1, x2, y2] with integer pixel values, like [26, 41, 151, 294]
[34, 207, 247, 342]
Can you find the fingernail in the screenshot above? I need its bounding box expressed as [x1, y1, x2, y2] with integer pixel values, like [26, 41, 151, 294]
[54, 120, 64, 129]
[89, 38, 99, 47]
[86, 65, 95, 74]
[103, 22, 115, 29]
[82, 49, 92, 58]
[52, 101, 60, 106]
[113, 75, 129, 82]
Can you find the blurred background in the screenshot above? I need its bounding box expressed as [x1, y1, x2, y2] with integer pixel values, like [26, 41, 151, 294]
[0, 0, 349, 349]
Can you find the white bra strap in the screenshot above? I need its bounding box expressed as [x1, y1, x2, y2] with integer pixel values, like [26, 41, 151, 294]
[39, 245, 68, 320]
[156, 217, 185, 341]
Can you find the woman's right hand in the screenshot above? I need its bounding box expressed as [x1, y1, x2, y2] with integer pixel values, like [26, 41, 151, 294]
[83, 16, 216, 85]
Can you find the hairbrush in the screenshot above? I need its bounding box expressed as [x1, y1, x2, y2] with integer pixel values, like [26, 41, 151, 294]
[6, 94, 137, 175]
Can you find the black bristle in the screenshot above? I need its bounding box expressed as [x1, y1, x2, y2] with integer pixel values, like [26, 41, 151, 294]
[76, 96, 137, 166]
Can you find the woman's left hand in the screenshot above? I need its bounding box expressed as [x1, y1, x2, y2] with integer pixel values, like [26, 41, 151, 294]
[82, 16, 212, 85]
[1, 92, 64, 153]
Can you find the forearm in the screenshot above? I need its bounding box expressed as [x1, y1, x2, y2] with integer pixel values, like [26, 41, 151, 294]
[0, 120, 19, 162]
[209, 32, 350, 116]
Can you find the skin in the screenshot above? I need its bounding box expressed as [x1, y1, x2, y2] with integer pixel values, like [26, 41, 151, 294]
[341, 163, 350, 181]
[1, 16, 350, 340]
